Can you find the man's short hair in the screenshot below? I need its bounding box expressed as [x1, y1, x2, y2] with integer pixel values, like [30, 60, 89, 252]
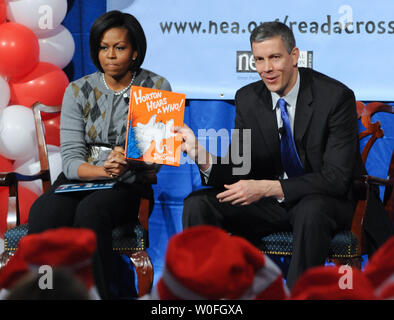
[250, 22, 296, 54]
[89, 10, 147, 73]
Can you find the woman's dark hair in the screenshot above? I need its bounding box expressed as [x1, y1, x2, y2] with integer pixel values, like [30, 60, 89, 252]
[89, 10, 147, 73]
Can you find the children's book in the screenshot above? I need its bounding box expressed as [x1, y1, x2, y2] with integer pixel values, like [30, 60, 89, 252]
[125, 86, 186, 167]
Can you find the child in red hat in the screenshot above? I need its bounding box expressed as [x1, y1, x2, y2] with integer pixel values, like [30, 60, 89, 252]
[142, 225, 289, 300]
[364, 236, 394, 300]
[290, 265, 376, 300]
[0, 227, 99, 299]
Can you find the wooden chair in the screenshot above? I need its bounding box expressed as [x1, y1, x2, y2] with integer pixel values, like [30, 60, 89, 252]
[0, 102, 154, 297]
[356, 101, 394, 226]
[258, 101, 394, 270]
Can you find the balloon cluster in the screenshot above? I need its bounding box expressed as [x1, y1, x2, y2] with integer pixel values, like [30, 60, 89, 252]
[0, 0, 72, 234]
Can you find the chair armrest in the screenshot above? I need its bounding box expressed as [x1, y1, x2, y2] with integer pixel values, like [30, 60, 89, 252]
[363, 174, 393, 187]
[0, 171, 50, 184]
[363, 173, 393, 224]
[0, 171, 51, 230]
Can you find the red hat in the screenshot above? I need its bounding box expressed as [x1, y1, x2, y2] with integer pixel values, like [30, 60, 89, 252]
[17, 227, 97, 290]
[0, 249, 28, 291]
[146, 225, 288, 300]
[379, 284, 394, 300]
[290, 265, 376, 300]
[364, 236, 394, 299]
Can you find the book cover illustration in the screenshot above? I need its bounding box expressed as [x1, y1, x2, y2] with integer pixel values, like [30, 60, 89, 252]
[125, 86, 185, 166]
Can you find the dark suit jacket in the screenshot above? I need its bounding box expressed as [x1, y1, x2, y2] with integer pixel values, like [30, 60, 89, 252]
[206, 67, 392, 252]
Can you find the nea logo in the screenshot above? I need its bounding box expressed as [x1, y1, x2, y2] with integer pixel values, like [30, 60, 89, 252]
[236, 51, 256, 73]
[236, 51, 313, 72]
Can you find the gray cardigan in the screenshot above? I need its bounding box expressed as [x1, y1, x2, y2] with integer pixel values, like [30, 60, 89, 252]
[60, 69, 171, 180]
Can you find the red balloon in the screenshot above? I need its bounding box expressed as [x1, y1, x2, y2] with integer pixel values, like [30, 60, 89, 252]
[9, 62, 69, 108]
[0, 186, 38, 237]
[0, 155, 14, 172]
[0, 0, 6, 24]
[0, 22, 39, 78]
[43, 113, 60, 146]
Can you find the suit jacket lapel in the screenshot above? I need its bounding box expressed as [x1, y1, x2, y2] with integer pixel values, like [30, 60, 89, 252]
[253, 83, 282, 174]
[294, 68, 314, 166]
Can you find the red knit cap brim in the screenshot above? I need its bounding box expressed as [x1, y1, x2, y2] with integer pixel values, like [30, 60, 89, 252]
[291, 266, 376, 300]
[155, 225, 288, 300]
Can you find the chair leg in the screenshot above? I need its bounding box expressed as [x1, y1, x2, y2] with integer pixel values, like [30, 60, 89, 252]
[349, 257, 362, 269]
[129, 250, 153, 297]
[0, 251, 13, 270]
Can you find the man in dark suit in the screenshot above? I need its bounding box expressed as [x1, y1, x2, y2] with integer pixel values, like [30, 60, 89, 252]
[175, 21, 392, 289]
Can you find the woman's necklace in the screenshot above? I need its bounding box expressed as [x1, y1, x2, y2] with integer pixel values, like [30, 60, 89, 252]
[102, 72, 136, 97]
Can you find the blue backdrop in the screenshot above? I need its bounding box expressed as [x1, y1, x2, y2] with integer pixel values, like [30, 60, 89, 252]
[62, 0, 393, 287]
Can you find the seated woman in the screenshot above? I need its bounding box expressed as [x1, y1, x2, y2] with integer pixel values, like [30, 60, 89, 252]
[28, 10, 171, 299]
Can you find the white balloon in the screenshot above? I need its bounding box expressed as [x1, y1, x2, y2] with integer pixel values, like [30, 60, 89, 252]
[6, 0, 67, 35]
[0, 105, 37, 160]
[38, 25, 75, 69]
[13, 145, 62, 195]
[0, 76, 10, 115]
